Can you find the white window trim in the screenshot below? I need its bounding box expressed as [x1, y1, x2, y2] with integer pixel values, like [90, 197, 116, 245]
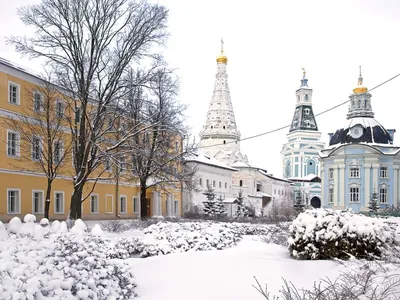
[54, 141, 64, 164]
[7, 129, 20, 158]
[380, 166, 388, 179]
[55, 99, 65, 118]
[32, 135, 42, 161]
[350, 167, 360, 178]
[90, 193, 99, 214]
[32, 189, 45, 214]
[33, 90, 43, 112]
[7, 188, 21, 214]
[54, 191, 65, 214]
[119, 195, 127, 214]
[349, 186, 360, 203]
[8, 81, 20, 105]
[133, 196, 140, 214]
[106, 194, 114, 214]
[174, 200, 179, 215]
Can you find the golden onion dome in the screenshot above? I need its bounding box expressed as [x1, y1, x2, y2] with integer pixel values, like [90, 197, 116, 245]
[353, 66, 368, 94]
[216, 53, 228, 64]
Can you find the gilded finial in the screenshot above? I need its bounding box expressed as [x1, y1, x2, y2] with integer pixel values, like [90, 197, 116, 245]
[216, 38, 228, 64]
[302, 68, 306, 78]
[353, 66, 367, 94]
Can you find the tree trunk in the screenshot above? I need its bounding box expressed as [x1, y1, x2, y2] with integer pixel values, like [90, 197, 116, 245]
[44, 179, 52, 219]
[70, 185, 83, 220]
[140, 181, 148, 219]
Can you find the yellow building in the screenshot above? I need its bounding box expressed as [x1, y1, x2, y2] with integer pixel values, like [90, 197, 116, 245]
[0, 57, 182, 222]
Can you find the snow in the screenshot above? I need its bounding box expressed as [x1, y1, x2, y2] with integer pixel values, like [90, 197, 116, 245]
[0, 221, 8, 238]
[186, 152, 238, 171]
[24, 214, 37, 223]
[40, 218, 50, 226]
[129, 236, 342, 300]
[70, 219, 87, 235]
[8, 217, 22, 233]
[91, 224, 104, 236]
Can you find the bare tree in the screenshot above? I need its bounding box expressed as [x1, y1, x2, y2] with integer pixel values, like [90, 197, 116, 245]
[8, 0, 169, 219]
[122, 68, 197, 218]
[3, 78, 71, 219]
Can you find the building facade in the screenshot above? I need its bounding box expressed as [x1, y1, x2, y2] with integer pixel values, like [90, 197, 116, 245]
[195, 43, 293, 215]
[281, 70, 325, 207]
[320, 69, 399, 212]
[0, 57, 182, 222]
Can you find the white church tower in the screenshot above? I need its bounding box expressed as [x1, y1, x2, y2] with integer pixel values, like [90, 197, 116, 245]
[281, 70, 325, 207]
[199, 40, 248, 165]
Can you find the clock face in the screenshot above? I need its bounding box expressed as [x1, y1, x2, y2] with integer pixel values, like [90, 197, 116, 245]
[350, 125, 363, 139]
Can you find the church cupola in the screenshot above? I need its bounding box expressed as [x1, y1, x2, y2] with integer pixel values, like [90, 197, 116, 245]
[289, 69, 318, 132]
[199, 39, 242, 158]
[347, 66, 374, 119]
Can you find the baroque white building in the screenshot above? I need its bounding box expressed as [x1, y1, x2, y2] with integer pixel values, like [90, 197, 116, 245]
[193, 42, 292, 216]
[281, 70, 325, 207]
[320, 69, 399, 212]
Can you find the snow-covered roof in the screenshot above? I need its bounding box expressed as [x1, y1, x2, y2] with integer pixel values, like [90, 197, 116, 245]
[0, 57, 43, 80]
[222, 198, 238, 204]
[185, 153, 238, 171]
[230, 161, 252, 168]
[258, 169, 292, 183]
[248, 192, 272, 198]
[288, 173, 320, 181]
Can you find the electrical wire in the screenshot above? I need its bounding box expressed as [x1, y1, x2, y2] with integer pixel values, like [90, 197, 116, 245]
[199, 72, 400, 148]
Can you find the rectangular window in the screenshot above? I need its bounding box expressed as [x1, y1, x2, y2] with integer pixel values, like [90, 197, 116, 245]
[206, 179, 209, 187]
[119, 157, 126, 174]
[350, 167, 360, 178]
[350, 187, 359, 203]
[106, 194, 114, 213]
[55, 100, 64, 118]
[104, 157, 112, 172]
[7, 189, 21, 214]
[380, 166, 388, 178]
[90, 194, 99, 214]
[225, 182, 228, 189]
[54, 192, 64, 214]
[199, 178, 203, 186]
[133, 197, 139, 214]
[32, 190, 44, 214]
[54, 141, 63, 164]
[119, 195, 127, 214]
[8, 82, 19, 105]
[219, 181, 222, 188]
[75, 107, 81, 124]
[329, 168, 334, 179]
[212, 180, 216, 188]
[32, 136, 41, 160]
[380, 188, 387, 204]
[7, 130, 19, 157]
[33, 91, 42, 112]
[329, 188, 334, 203]
[174, 200, 179, 214]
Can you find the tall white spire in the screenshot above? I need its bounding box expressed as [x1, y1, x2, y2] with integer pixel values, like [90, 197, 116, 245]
[199, 41, 245, 164]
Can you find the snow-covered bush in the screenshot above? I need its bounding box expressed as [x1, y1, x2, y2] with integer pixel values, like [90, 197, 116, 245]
[0, 232, 137, 299]
[288, 209, 399, 260]
[23, 214, 36, 223]
[0, 221, 8, 239]
[8, 216, 22, 233]
[100, 220, 130, 233]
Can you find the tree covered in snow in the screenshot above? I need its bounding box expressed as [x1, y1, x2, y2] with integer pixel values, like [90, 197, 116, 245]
[3, 79, 71, 219]
[369, 190, 380, 213]
[293, 190, 305, 214]
[203, 185, 226, 217]
[9, 0, 170, 220]
[235, 190, 249, 218]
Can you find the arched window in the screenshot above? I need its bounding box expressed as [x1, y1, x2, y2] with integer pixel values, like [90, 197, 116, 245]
[305, 94, 308, 101]
[223, 140, 226, 144]
[364, 99, 368, 108]
[211, 126, 213, 129]
[380, 184, 388, 204]
[223, 125, 226, 129]
[358, 100, 361, 108]
[306, 159, 317, 175]
[239, 180, 243, 187]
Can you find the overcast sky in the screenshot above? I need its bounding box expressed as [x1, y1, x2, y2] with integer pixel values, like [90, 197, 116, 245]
[1, 0, 400, 177]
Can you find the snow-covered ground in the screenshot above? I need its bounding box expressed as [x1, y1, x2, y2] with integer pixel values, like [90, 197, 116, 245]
[129, 236, 343, 300]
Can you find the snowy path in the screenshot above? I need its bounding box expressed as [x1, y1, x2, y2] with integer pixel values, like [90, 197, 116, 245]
[128, 236, 343, 300]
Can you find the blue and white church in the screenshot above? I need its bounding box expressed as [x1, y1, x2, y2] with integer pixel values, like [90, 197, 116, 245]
[320, 69, 399, 212]
[281, 70, 325, 208]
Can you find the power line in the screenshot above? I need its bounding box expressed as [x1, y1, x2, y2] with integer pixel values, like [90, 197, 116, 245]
[199, 72, 400, 148]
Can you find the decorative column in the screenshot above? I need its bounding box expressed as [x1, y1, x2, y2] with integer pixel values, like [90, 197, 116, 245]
[151, 191, 161, 216]
[394, 165, 399, 207]
[166, 194, 174, 217]
[333, 165, 339, 208]
[372, 164, 379, 191]
[338, 164, 346, 209]
[320, 163, 325, 207]
[364, 163, 371, 210]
